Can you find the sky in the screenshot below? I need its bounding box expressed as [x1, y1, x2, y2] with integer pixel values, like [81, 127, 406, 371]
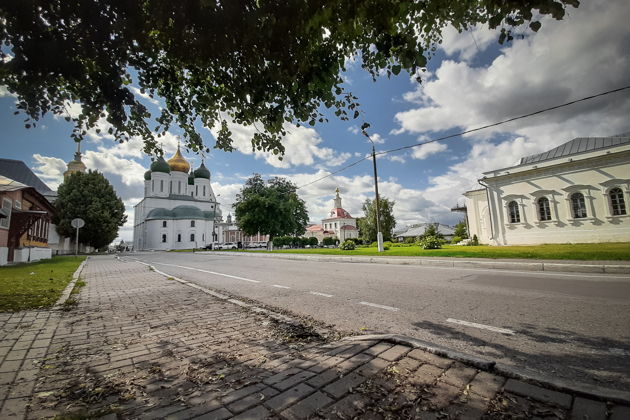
[1, 0, 630, 243]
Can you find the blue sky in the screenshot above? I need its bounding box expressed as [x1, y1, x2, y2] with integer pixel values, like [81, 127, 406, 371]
[1, 0, 629, 242]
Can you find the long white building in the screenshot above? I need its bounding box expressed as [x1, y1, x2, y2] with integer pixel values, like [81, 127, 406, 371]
[133, 148, 222, 250]
[464, 133, 630, 245]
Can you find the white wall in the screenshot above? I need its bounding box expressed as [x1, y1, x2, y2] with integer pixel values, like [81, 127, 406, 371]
[12, 247, 52, 263]
[466, 149, 630, 245]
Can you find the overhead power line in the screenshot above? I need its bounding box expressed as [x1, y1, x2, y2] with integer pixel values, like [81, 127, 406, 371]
[297, 84, 630, 190]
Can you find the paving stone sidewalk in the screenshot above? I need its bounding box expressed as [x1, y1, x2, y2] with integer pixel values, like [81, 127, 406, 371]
[1, 255, 629, 419]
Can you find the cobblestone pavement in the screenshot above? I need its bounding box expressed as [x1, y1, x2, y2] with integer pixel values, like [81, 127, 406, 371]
[1, 255, 628, 419]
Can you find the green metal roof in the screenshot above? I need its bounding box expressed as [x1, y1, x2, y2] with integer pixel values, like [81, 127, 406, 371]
[150, 156, 171, 174]
[146, 205, 216, 221]
[194, 162, 211, 179]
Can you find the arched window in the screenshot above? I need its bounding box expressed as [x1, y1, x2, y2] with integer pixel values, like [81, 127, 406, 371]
[190, 233, 195, 242]
[162, 221, 167, 228]
[191, 220, 195, 227]
[177, 234, 181, 242]
[161, 234, 167, 243]
[538, 197, 551, 221]
[571, 193, 587, 218]
[508, 201, 520, 223]
[610, 188, 627, 216]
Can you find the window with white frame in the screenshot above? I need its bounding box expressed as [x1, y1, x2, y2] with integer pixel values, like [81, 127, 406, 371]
[571, 193, 588, 218]
[508, 201, 520, 223]
[610, 188, 627, 216]
[0, 198, 11, 229]
[538, 197, 551, 221]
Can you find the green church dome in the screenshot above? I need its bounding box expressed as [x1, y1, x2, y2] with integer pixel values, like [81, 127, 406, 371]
[188, 172, 195, 185]
[150, 156, 171, 174]
[172, 205, 206, 219]
[144, 170, 152, 180]
[146, 208, 173, 220]
[194, 162, 211, 179]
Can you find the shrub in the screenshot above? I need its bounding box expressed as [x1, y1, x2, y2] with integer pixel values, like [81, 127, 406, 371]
[467, 234, 479, 246]
[340, 240, 356, 250]
[404, 237, 416, 244]
[451, 236, 462, 244]
[383, 241, 392, 248]
[308, 237, 318, 247]
[383, 245, 390, 250]
[370, 241, 378, 248]
[322, 237, 337, 246]
[420, 235, 442, 249]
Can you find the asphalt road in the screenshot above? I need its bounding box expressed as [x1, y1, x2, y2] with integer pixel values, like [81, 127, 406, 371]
[128, 251, 630, 390]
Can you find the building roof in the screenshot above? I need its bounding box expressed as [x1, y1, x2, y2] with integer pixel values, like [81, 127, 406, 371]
[519, 133, 630, 166]
[0, 158, 52, 194]
[146, 205, 216, 220]
[306, 224, 324, 232]
[396, 223, 455, 238]
[0, 175, 29, 192]
[325, 208, 353, 219]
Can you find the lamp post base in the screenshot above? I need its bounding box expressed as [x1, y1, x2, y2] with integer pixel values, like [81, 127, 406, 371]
[377, 232, 384, 252]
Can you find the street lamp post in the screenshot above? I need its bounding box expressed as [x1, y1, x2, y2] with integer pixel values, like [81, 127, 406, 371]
[368, 140, 384, 252]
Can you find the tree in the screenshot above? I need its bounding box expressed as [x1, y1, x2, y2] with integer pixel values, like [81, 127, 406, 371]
[454, 220, 469, 239]
[54, 170, 127, 250]
[234, 174, 308, 243]
[0, 1, 577, 155]
[419, 223, 444, 240]
[358, 197, 396, 242]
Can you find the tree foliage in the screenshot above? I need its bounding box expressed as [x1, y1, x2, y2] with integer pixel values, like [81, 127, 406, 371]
[234, 174, 308, 240]
[54, 170, 127, 249]
[0, 1, 578, 155]
[454, 220, 468, 239]
[358, 197, 396, 242]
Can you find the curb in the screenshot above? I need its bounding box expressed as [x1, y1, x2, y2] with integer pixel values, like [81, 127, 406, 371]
[197, 251, 630, 275]
[346, 334, 630, 406]
[53, 256, 88, 310]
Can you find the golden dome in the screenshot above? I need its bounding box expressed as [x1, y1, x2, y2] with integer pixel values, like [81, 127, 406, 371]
[167, 146, 190, 173]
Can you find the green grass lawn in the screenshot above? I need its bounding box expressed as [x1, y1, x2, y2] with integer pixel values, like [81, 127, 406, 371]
[0, 256, 86, 312]
[262, 242, 630, 261]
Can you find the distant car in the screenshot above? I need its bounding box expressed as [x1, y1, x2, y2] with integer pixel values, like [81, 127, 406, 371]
[218, 242, 237, 250]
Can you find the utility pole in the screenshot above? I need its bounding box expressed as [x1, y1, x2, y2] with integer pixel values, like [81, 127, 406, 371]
[370, 142, 384, 252]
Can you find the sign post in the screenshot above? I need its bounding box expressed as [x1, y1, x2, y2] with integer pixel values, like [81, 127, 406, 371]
[71, 218, 85, 256]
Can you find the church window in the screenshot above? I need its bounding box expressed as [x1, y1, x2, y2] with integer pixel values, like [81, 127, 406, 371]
[191, 220, 195, 227]
[152, 180, 154, 192]
[571, 193, 587, 218]
[202, 234, 205, 241]
[538, 197, 551, 221]
[334, 222, 337, 229]
[177, 234, 181, 242]
[160, 180, 164, 192]
[190, 233, 195, 242]
[178, 181, 181, 194]
[196, 185, 198, 196]
[610, 188, 627, 215]
[508, 201, 520, 223]
[203, 186, 206, 196]
[162, 221, 167, 228]
[161, 234, 167, 243]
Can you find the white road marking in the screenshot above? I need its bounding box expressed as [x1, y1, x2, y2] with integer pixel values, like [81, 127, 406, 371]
[149, 262, 260, 283]
[359, 301, 399, 312]
[310, 291, 333, 298]
[446, 318, 514, 335]
[272, 284, 291, 289]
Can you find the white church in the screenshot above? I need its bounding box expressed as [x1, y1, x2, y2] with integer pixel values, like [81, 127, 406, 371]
[463, 133, 630, 245]
[133, 147, 222, 250]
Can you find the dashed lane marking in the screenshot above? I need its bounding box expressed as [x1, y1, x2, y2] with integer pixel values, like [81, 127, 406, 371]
[272, 284, 291, 289]
[149, 261, 261, 283]
[446, 318, 515, 335]
[359, 301, 399, 311]
[310, 291, 333, 298]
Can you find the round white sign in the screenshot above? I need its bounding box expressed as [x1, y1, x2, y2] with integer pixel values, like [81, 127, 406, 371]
[71, 218, 85, 228]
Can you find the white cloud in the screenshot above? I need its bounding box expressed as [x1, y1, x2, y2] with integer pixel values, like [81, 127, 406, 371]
[83, 151, 147, 187]
[387, 154, 406, 164]
[410, 142, 448, 160]
[31, 154, 67, 190]
[391, 0, 630, 222]
[370, 133, 385, 144]
[348, 125, 360, 135]
[129, 86, 160, 106]
[210, 119, 351, 169]
[440, 24, 497, 61]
